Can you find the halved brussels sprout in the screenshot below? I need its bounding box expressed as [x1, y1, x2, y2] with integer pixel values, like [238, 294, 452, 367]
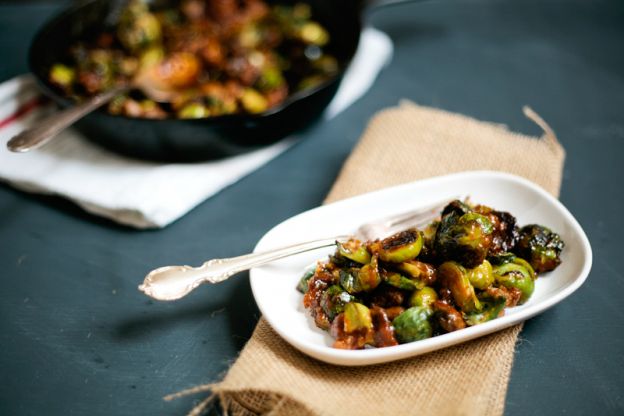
[343, 302, 373, 333]
[409, 286, 438, 310]
[49, 64, 75, 89]
[493, 260, 535, 305]
[320, 285, 355, 321]
[514, 224, 564, 273]
[392, 306, 433, 343]
[466, 260, 494, 290]
[396, 260, 437, 286]
[381, 270, 422, 291]
[369, 228, 423, 263]
[337, 239, 371, 264]
[434, 201, 494, 268]
[437, 261, 482, 312]
[339, 255, 381, 294]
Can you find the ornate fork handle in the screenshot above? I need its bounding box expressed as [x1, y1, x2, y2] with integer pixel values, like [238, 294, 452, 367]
[138, 236, 348, 301]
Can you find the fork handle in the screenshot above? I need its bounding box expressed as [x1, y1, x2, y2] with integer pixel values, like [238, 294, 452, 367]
[138, 236, 348, 301]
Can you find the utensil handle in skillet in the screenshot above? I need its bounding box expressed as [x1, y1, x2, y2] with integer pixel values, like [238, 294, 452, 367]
[138, 236, 347, 301]
[6, 87, 125, 153]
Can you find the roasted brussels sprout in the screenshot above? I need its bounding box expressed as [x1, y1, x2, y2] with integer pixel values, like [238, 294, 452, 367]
[463, 296, 506, 326]
[344, 302, 373, 333]
[474, 205, 520, 259]
[117, 0, 162, 52]
[493, 257, 535, 304]
[381, 270, 423, 291]
[392, 306, 433, 343]
[337, 239, 371, 264]
[320, 285, 355, 320]
[466, 260, 494, 290]
[434, 201, 494, 268]
[296, 267, 315, 294]
[409, 286, 438, 310]
[396, 260, 437, 286]
[514, 224, 564, 273]
[369, 228, 423, 263]
[339, 255, 381, 294]
[437, 261, 482, 313]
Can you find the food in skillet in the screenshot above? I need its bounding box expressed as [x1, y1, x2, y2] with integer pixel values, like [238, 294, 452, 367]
[48, 0, 338, 119]
[297, 200, 565, 350]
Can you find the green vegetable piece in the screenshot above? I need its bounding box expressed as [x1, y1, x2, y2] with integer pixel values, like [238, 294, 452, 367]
[397, 260, 436, 286]
[339, 256, 381, 294]
[438, 261, 482, 312]
[382, 270, 422, 291]
[466, 260, 494, 290]
[409, 286, 438, 310]
[49, 64, 75, 88]
[514, 224, 565, 273]
[117, 0, 162, 51]
[337, 239, 371, 264]
[296, 267, 315, 294]
[463, 296, 506, 326]
[344, 302, 372, 333]
[241, 88, 268, 114]
[434, 201, 494, 268]
[178, 103, 209, 119]
[392, 306, 433, 343]
[321, 285, 355, 320]
[493, 261, 535, 304]
[257, 66, 285, 91]
[371, 228, 424, 263]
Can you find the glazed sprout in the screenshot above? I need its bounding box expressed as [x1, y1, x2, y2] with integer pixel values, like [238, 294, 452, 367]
[408, 286, 438, 310]
[117, 0, 162, 52]
[337, 239, 371, 264]
[463, 295, 506, 326]
[434, 201, 494, 268]
[514, 224, 565, 273]
[396, 260, 437, 286]
[296, 267, 315, 294]
[320, 285, 355, 321]
[343, 302, 373, 333]
[339, 255, 381, 294]
[465, 259, 495, 290]
[437, 261, 482, 313]
[474, 205, 520, 260]
[392, 306, 433, 343]
[381, 270, 423, 291]
[432, 301, 466, 333]
[369, 228, 424, 263]
[493, 255, 536, 304]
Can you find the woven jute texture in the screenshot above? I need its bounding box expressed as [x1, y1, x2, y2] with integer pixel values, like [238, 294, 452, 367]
[200, 101, 565, 416]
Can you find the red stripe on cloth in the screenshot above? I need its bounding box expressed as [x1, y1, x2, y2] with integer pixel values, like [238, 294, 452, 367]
[0, 96, 45, 129]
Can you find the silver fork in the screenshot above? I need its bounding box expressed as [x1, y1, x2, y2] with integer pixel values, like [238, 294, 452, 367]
[138, 198, 451, 301]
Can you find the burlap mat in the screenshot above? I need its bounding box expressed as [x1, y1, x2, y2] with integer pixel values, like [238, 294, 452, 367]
[175, 101, 565, 416]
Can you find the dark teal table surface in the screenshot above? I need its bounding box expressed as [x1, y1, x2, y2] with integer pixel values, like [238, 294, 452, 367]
[1, 1, 623, 415]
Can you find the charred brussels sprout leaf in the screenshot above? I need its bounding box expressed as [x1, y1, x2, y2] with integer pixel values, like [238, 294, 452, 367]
[463, 296, 506, 326]
[344, 302, 373, 333]
[434, 202, 494, 268]
[320, 285, 355, 320]
[369, 228, 423, 263]
[438, 261, 482, 312]
[474, 205, 520, 259]
[397, 260, 437, 286]
[337, 239, 371, 264]
[392, 306, 433, 343]
[493, 256, 536, 304]
[514, 224, 564, 273]
[296, 267, 315, 293]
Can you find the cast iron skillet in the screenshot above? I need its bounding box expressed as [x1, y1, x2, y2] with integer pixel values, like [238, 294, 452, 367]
[29, 0, 366, 162]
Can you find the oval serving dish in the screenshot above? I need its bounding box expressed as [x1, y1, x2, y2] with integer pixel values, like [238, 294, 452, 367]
[249, 171, 592, 366]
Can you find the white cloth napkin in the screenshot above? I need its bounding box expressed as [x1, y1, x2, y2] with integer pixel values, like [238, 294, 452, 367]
[0, 28, 391, 229]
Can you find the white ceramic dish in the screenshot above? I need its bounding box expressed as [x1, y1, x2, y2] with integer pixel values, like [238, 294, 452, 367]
[249, 171, 592, 366]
